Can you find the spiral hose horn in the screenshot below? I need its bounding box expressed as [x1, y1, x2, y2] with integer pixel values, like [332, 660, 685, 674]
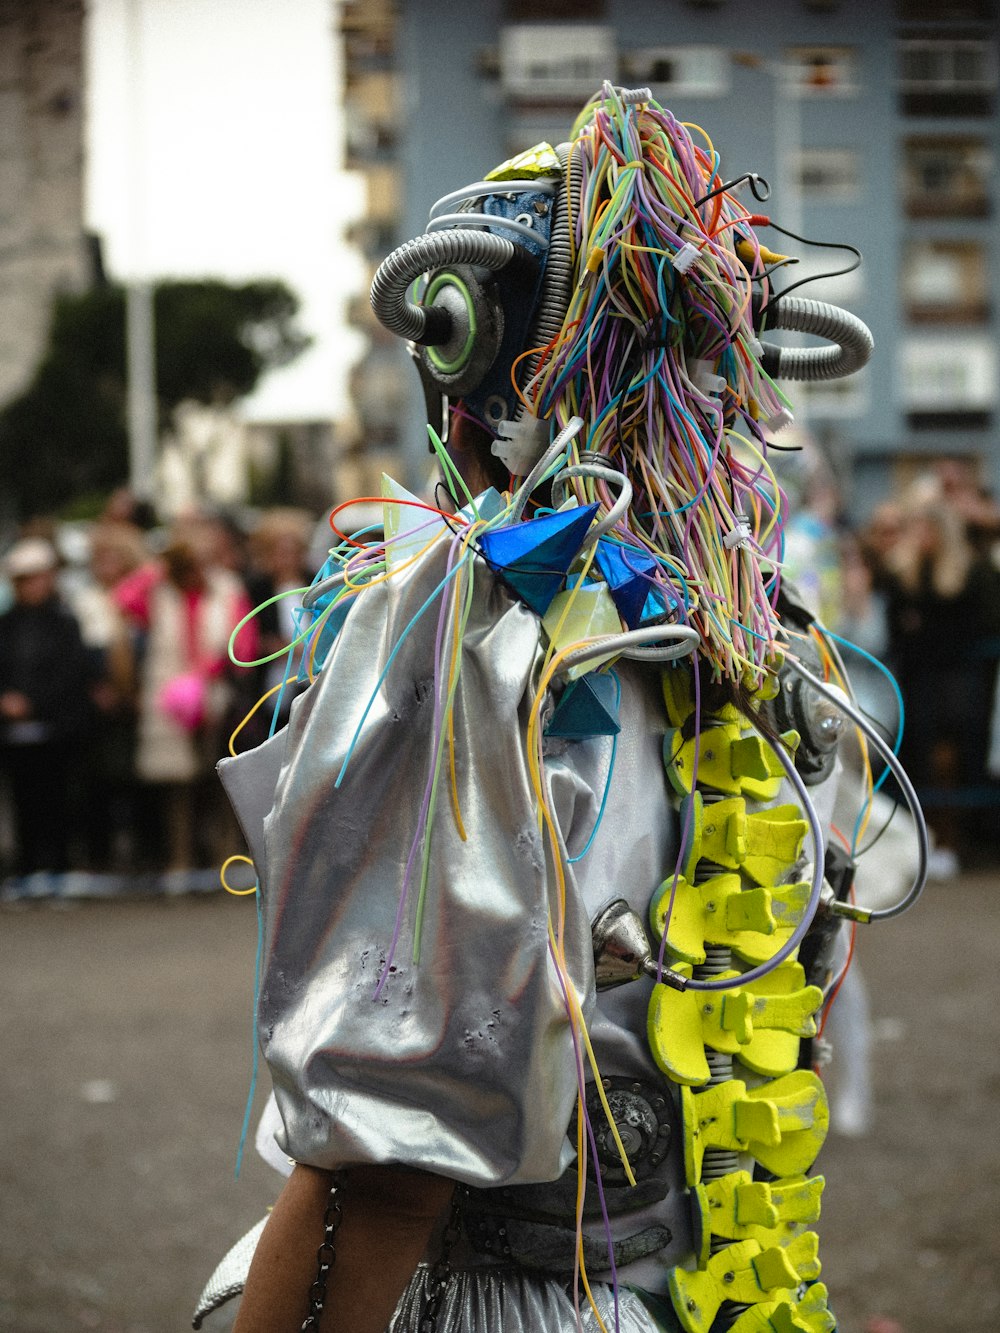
[759, 296, 874, 382]
[370, 230, 517, 346]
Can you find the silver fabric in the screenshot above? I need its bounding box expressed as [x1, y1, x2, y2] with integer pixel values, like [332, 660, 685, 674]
[192, 1216, 268, 1328]
[216, 536, 844, 1312]
[237, 539, 596, 1188]
[388, 1264, 678, 1332]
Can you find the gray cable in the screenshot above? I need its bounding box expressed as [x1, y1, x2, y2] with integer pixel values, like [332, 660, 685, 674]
[786, 658, 929, 922]
[671, 734, 827, 993]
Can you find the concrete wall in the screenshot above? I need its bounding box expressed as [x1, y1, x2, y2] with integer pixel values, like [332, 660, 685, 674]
[0, 0, 88, 407]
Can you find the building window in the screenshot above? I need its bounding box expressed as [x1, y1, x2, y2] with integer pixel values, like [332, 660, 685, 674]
[499, 25, 616, 103]
[903, 240, 989, 324]
[344, 73, 400, 164]
[794, 371, 869, 420]
[899, 38, 997, 115]
[620, 46, 729, 98]
[903, 135, 992, 218]
[900, 336, 998, 426]
[793, 148, 861, 201]
[783, 46, 859, 95]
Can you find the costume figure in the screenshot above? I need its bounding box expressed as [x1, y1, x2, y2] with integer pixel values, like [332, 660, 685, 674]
[196, 85, 926, 1333]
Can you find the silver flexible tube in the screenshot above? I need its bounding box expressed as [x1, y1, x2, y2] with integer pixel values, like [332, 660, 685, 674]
[369, 230, 517, 345]
[508, 417, 585, 523]
[555, 625, 700, 674]
[762, 296, 874, 382]
[786, 658, 929, 922]
[551, 463, 634, 542]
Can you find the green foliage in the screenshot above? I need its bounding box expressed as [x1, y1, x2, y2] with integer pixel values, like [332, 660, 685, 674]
[0, 279, 310, 518]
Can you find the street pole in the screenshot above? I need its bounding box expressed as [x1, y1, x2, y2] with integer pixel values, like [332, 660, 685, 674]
[125, 279, 157, 499]
[124, 0, 157, 504]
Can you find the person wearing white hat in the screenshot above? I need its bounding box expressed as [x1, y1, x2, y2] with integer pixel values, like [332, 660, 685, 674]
[0, 537, 92, 875]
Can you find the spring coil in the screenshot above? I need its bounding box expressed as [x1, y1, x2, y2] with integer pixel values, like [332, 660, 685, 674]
[515, 146, 578, 406]
[700, 1149, 740, 1181]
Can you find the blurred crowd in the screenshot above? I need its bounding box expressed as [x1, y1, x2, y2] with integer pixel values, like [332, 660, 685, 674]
[0, 491, 321, 878]
[3, 455, 1000, 881]
[784, 454, 1000, 879]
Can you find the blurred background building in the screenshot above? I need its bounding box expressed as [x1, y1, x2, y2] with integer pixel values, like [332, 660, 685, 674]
[0, 0, 91, 407]
[0, 0, 996, 520]
[344, 0, 999, 514]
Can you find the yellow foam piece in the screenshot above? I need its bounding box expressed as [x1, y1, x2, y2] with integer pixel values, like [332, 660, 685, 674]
[650, 872, 812, 968]
[728, 1281, 835, 1333]
[668, 1240, 769, 1333]
[647, 973, 710, 1086]
[664, 722, 791, 801]
[729, 881, 812, 965]
[669, 1234, 819, 1333]
[542, 581, 623, 680]
[740, 963, 823, 1077]
[682, 1071, 829, 1185]
[744, 1070, 830, 1177]
[693, 797, 808, 886]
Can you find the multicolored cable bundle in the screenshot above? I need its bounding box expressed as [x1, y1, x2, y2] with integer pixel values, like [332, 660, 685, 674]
[521, 83, 791, 689]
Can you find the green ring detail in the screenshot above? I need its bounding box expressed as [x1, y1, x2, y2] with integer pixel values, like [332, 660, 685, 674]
[424, 273, 477, 374]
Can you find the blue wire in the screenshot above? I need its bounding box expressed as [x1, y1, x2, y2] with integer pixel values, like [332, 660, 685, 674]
[234, 886, 264, 1179]
[567, 671, 623, 864]
[819, 627, 906, 854]
[334, 545, 471, 788]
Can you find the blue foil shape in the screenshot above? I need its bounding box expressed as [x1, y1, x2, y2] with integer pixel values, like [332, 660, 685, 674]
[544, 672, 621, 739]
[478, 504, 599, 616]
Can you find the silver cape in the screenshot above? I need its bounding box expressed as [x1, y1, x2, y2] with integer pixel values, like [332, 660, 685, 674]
[212, 537, 839, 1328]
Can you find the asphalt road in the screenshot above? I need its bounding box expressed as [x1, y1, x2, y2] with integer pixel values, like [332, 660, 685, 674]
[1, 874, 997, 1333]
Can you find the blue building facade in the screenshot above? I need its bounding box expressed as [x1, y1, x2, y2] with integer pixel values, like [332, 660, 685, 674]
[344, 0, 998, 514]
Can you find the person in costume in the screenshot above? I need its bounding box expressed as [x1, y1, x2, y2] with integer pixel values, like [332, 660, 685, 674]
[196, 84, 927, 1333]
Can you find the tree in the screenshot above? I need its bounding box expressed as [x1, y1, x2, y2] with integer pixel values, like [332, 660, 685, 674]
[0, 279, 310, 518]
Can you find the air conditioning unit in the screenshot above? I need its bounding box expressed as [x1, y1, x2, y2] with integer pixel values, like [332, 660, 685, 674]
[900, 337, 998, 410]
[499, 24, 617, 103]
[622, 46, 730, 98]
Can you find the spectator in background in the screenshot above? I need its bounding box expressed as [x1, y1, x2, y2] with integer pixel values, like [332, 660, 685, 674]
[241, 508, 317, 745]
[881, 490, 1000, 876]
[69, 522, 148, 870]
[114, 518, 257, 871]
[0, 538, 93, 875]
[934, 456, 1000, 557]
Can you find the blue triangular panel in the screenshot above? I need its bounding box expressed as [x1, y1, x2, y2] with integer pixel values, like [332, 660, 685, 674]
[594, 539, 658, 629]
[640, 587, 671, 625]
[544, 672, 621, 739]
[479, 503, 599, 615]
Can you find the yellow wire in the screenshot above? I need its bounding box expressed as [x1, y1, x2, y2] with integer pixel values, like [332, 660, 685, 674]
[342, 525, 446, 591]
[529, 635, 638, 1189]
[220, 854, 257, 895]
[228, 682, 286, 757]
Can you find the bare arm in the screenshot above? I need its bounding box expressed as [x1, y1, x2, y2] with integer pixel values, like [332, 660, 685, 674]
[233, 1163, 455, 1333]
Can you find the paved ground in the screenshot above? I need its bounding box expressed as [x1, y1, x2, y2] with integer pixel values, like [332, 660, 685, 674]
[1, 873, 997, 1333]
